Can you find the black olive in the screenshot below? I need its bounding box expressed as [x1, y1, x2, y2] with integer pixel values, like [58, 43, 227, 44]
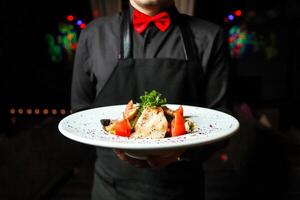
[100, 119, 111, 126]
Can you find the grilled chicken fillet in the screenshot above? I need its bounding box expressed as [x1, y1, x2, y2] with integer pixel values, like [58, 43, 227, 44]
[130, 107, 168, 139]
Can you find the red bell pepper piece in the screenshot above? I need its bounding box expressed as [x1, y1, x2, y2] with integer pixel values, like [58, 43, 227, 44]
[115, 115, 131, 137]
[177, 105, 184, 115]
[170, 105, 186, 137]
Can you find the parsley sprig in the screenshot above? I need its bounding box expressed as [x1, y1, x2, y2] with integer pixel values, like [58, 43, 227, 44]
[130, 90, 167, 128]
[139, 90, 167, 109]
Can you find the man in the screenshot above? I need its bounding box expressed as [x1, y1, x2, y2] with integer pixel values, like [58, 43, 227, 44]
[71, 0, 230, 199]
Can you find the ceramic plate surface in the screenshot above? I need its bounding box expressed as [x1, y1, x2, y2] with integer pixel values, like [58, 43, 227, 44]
[58, 104, 239, 150]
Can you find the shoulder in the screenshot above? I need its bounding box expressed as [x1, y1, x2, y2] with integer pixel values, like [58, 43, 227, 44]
[85, 13, 121, 31]
[79, 13, 122, 41]
[181, 14, 224, 40]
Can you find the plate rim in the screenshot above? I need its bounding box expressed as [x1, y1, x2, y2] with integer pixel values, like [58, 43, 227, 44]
[58, 104, 239, 150]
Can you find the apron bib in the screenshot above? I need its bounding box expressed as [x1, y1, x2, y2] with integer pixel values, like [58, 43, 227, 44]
[92, 11, 206, 200]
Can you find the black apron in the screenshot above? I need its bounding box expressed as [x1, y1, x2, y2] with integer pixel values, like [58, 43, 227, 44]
[92, 11, 205, 200]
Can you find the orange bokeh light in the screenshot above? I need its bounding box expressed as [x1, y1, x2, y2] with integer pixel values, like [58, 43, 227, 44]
[60, 109, 66, 115]
[26, 109, 33, 115]
[10, 108, 16, 114]
[34, 109, 40, 115]
[51, 109, 58, 115]
[18, 109, 23, 114]
[43, 109, 49, 115]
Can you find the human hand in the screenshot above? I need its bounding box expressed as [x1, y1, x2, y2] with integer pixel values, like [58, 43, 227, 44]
[114, 149, 185, 169]
[146, 149, 185, 168]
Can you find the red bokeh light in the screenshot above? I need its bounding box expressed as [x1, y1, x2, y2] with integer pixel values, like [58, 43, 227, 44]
[80, 23, 86, 29]
[220, 153, 228, 162]
[228, 37, 235, 43]
[236, 43, 243, 49]
[234, 10, 242, 17]
[66, 15, 74, 21]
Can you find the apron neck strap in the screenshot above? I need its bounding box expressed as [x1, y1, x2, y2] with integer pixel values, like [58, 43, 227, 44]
[178, 15, 198, 61]
[119, 10, 198, 61]
[119, 10, 133, 59]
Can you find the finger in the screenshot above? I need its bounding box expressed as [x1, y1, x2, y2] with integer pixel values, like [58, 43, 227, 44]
[125, 156, 150, 168]
[146, 156, 173, 169]
[148, 150, 185, 161]
[147, 150, 185, 169]
[114, 149, 129, 161]
[114, 149, 150, 168]
[130, 160, 150, 168]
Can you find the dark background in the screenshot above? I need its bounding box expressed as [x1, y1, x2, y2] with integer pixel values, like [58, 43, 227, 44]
[0, 0, 299, 199]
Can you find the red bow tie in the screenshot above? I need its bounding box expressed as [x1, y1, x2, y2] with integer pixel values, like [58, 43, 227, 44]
[132, 9, 171, 34]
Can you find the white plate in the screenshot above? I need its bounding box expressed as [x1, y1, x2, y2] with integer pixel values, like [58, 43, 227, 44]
[58, 104, 239, 157]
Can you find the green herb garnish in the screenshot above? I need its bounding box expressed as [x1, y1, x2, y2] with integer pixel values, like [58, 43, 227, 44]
[139, 90, 167, 109]
[131, 90, 167, 129]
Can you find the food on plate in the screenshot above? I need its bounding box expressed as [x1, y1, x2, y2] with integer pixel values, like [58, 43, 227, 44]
[100, 90, 196, 138]
[131, 107, 168, 139]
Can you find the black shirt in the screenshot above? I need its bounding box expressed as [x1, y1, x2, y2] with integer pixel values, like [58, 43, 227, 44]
[71, 6, 229, 112]
[71, 6, 231, 200]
